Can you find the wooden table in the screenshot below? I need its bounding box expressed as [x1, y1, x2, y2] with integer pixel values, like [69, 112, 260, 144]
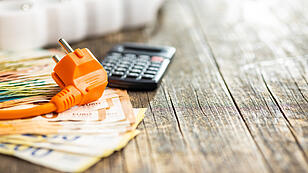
[1, 0, 308, 172]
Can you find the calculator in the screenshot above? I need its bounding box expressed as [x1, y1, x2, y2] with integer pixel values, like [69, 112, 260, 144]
[99, 42, 176, 90]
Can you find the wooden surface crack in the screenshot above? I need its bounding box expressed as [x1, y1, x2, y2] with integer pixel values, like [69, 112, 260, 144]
[261, 73, 308, 164]
[163, 86, 185, 138]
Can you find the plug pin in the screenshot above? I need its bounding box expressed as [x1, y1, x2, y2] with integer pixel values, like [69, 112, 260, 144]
[52, 55, 60, 63]
[59, 38, 74, 53]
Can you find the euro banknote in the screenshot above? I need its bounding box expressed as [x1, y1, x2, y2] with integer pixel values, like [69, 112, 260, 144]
[0, 109, 146, 157]
[0, 130, 139, 172]
[0, 94, 136, 135]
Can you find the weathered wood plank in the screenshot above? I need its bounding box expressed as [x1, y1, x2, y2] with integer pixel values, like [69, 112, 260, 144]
[260, 57, 308, 158]
[186, 0, 308, 171]
[130, 0, 269, 172]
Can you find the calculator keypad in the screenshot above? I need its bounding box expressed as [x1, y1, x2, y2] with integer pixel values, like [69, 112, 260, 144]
[102, 53, 166, 80]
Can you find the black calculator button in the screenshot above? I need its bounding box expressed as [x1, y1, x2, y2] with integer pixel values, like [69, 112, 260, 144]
[105, 59, 118, 62]
[111, 53, 122, 57]
[127, 73, 139, 78]
[112, 71, 124, 77]
[104, 63, 115, 67]
[120, 61, 131, 65]
[130, 69, 142, 74]
[106, 55, 118, 59]
[124, 54, 136, 58]
[139, 55, 151, 60]
[149, 64, 161, 68]
[142, 74, 155, 79]
[104, 67, 113, 71]
[105, 56, 118, 59]
[136, 61, 148, 65]
[119, 59, 129, 62]
[136, 62, 148, 66]
[105, 57, 118, 62]
[117, 64, 129, 68]
[133, 65, 144, 70]
[103, 66, 113, 70]
[104, 62, 117, 65]
[115, 68, 127, 72]
[104, 60, 117, 63]
[122, 56, 133, 61]
[147, 67, 159, 71]
[145, 71, 157, 75]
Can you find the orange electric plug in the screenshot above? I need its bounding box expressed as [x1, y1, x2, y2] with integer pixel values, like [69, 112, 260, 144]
[0, 38, 108, 119]
[51, 39, 108, 112]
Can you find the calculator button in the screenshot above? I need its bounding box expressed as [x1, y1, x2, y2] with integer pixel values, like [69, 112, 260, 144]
[149, 64, 161, 68]
[105, 56, 118, 59]
[139, 55, 151, 60]
[104, 61, 117, 65]
[117, 64, 129, 68]
[112, 71, 124, 77]
[127, 73, 139, 78]
[151, 56, 164, 62]
[115, 68, 127, 72]
[104, 63, 115, 67]
[142, 74, 155, 79]
[104, 67, 113, 71]
[145, 70, 157, 75]
[111, 53, 122, 57]
[136, 60, 148, 64]
[147, 67, 159, 71]
[105, 55, 119, 59]
[123, 56, 134, 61]
[125, 54, 136, 58]
[103, 66, 113, 70]
[133, 65, 144, 70]
[130, 69, 142, 74]
[120, 61, 131, 64]
[104, 59, 117, 63]
[105, 58, 118, 62]
[136, 62, 148, 66]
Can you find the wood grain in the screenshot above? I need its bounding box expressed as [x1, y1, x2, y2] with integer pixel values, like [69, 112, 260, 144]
[186, 0, 308, 172]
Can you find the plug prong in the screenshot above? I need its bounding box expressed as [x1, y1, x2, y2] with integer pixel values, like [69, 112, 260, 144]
[58, 38, 74, 53]
[52, 55, 60, 63]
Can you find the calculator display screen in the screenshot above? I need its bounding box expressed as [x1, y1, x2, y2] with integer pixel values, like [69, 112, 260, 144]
[123, 46, 162, 53]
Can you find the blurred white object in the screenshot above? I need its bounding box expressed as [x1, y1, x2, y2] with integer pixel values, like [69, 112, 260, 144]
[85, 0, 124, 36]
[123, 0, 164, 28]
[0, 0, 164, 51]
[0, 0, 47, 50]
[38, 0, 87, 44]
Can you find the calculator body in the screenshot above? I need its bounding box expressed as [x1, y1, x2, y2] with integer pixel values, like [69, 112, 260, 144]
[99, 43, 176, 90]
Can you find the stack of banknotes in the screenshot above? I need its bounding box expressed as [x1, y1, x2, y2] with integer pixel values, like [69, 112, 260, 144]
[0, 50, 145, 172]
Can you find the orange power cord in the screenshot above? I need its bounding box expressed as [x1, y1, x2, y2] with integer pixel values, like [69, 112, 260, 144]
[0, 103, 57, 120]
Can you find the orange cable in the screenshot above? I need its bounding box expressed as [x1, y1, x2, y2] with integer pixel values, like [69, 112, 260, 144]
[0, 102, 57, 120]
